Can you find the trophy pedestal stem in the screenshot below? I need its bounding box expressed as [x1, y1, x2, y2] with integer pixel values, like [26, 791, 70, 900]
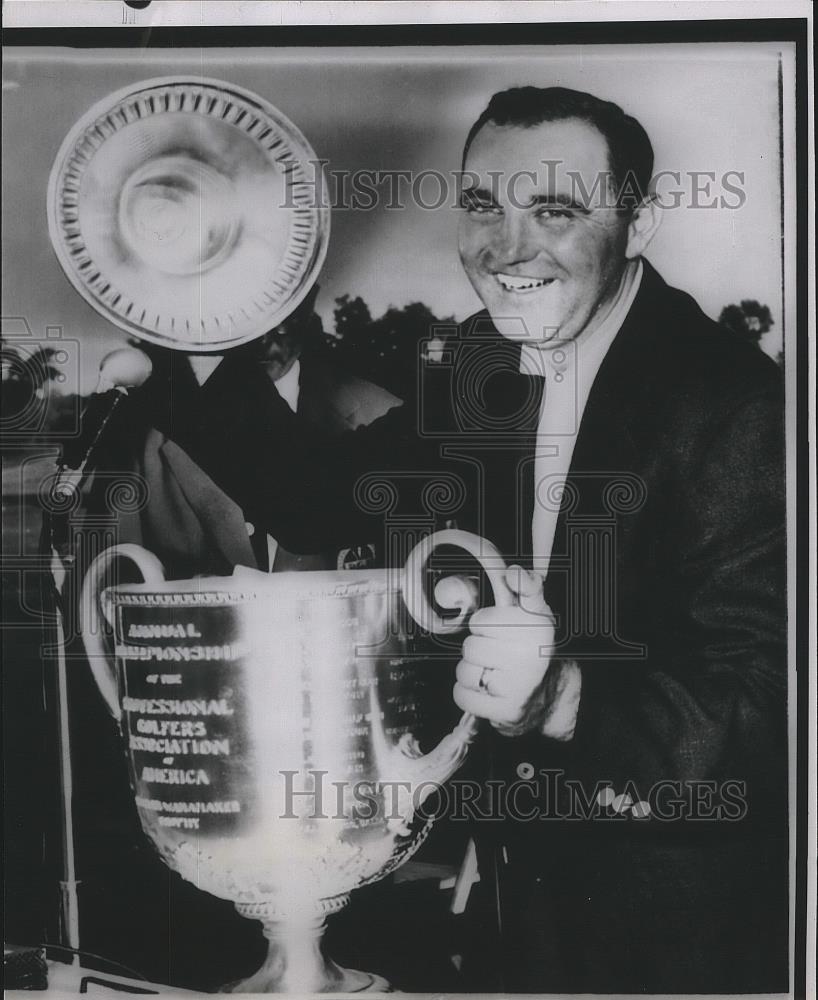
[226, 909, 390, 993]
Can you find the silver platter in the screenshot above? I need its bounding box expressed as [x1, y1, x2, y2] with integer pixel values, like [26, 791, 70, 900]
[47, 77, 329, 352]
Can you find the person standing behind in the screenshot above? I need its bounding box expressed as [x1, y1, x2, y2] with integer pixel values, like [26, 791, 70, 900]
[87, 283, 400, 577]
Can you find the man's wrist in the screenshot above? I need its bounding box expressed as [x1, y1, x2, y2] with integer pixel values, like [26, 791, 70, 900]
[492, 659, 582, 740]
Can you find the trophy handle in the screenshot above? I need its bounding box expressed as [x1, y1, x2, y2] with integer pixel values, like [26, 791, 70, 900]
[79, 544, 166, 721]
[402, 528, 514, 635]
[400, 529, 516, 764]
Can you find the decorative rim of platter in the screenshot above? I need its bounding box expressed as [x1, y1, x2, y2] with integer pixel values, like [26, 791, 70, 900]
[47, 76, 329, 352]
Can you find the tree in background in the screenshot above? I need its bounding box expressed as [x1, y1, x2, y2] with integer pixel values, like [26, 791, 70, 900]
[718, 300, 783, 368]
[718, 300, 774, 346]
[328, 295, 454, 398]
[332, 294, 373, 345]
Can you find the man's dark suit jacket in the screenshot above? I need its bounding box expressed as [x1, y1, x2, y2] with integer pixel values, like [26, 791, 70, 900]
[263, 260, 786, 993]
[444, 260, 788, 993]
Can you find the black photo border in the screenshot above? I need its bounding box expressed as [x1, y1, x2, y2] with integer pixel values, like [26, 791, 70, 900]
[2, 15, 811, 999]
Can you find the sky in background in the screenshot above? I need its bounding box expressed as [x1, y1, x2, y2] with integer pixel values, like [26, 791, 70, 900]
[2, 43, 785, 393]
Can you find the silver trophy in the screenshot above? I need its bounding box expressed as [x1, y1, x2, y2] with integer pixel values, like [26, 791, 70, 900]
[80, 529, 514, 992]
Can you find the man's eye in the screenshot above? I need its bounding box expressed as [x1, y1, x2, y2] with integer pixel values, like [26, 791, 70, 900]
[461, 194, 500, 215]
[537, 207, 574, 221]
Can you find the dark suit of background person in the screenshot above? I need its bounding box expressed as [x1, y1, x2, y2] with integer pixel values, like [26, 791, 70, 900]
[91, 296, 401, 578]
[245, 90, 788, 993]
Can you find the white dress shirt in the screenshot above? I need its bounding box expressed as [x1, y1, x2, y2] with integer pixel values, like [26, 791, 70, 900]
[517, 259, 643, 739]
[272, 358, 301, 413]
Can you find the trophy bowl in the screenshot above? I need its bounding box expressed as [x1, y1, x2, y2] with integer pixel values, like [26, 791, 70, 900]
[80, 530, 513, 992]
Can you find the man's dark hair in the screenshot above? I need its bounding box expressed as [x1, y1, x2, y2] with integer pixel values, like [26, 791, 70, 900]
[462, 86, 654, 208]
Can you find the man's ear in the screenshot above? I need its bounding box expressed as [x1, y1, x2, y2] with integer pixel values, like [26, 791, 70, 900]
[625, 196, 662, 259]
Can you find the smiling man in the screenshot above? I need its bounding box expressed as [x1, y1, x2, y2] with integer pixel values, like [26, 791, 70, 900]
[443, 87, 788, 993]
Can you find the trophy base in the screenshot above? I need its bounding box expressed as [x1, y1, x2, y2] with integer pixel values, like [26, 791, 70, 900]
[224, 963, 390, 994]
[225, 910, 391, 993]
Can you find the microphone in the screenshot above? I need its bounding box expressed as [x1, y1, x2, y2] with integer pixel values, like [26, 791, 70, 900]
[94, 347, 154, 395]
[58, 348, 153, 474]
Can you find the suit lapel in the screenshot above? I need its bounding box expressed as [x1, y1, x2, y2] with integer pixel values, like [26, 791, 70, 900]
[567, 259, 670, 483]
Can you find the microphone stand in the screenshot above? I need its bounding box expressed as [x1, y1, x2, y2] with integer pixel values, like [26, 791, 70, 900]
[40, 384, 132, 963]
[39, 519, 80, 963]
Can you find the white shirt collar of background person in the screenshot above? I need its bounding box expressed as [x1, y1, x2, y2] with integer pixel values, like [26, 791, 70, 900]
[520, 258, 644, 577]
[272, 357, 301, 413]
[188, 354, 224, 386]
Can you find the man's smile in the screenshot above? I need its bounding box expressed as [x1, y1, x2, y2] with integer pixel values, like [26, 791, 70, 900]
[494, 273, 556, 294]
